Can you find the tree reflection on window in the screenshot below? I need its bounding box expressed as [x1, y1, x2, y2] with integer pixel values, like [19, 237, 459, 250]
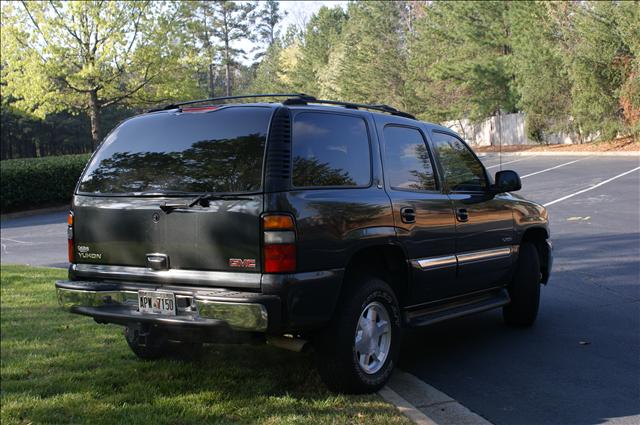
[80, 134, 265, 193]
[433, 133, 487, 192]
[292, 157, 356, 187]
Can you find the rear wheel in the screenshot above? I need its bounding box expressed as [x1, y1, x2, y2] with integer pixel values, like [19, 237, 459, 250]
[315, 276, 401, 393]
[503, 243, 541, 327]
[124, 325, 203, 361]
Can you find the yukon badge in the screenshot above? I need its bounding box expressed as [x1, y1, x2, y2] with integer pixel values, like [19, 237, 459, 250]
[77, 245, 102, 260]
[229, 258, 256, 268]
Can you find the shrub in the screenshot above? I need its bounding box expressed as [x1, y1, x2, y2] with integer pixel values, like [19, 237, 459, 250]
[0, 154, 90, 212]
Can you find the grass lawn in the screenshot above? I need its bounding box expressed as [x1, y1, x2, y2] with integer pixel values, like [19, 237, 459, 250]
[0, 265, 410, 425]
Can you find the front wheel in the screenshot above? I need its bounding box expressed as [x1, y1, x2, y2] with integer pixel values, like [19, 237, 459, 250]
[315, 276, 401, 393]
[503, 243, 541, 327]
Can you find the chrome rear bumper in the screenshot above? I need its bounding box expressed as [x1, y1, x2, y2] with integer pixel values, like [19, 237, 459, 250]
[55, 280, 276, 332]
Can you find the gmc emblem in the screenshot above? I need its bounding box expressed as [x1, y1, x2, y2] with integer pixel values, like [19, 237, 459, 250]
[229, 258, 256, 268]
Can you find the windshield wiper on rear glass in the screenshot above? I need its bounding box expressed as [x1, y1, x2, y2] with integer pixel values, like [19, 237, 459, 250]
[159, 193, 254, 214]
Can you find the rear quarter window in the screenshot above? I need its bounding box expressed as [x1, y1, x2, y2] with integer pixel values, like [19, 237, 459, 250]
[78, 107, 272, 194]
[291, 112, 371, 188]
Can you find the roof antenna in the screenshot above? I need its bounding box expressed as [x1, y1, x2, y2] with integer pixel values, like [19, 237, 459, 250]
[497, 109, 503, 171]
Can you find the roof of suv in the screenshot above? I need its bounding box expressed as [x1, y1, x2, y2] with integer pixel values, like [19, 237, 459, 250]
[148, 94, 414, 118]
[146, 94, 456, 135]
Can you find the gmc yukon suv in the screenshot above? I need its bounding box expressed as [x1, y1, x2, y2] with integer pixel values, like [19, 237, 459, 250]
[56, 94, 552, 393]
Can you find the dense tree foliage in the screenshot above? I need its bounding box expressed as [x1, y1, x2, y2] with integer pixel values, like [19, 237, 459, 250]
[1, 1, 638, 159]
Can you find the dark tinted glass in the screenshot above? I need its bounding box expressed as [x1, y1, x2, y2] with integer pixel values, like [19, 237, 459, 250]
[432, 132, 487, 192]
[383, 126, 437, 191]
[292, 113, 370, 187]
[78, 107, 272, 194]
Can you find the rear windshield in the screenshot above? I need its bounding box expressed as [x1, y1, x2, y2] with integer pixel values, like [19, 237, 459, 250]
[78, 107, 272, 195]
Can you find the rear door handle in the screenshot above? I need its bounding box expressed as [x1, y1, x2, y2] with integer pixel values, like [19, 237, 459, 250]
[456, 208, 469, 222]
[400, 207, 416, 224]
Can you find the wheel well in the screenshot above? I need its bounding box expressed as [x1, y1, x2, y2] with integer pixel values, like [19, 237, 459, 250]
[521, 227, 550, 283]
[342, 245, 409, 305]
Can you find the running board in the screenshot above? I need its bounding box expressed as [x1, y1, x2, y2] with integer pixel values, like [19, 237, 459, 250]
[404, 288, 511, 327]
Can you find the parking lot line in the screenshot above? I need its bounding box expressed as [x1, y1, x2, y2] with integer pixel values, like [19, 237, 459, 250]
[543, 166, 640, 206]
[485, 157, 532, 169]
[520, 159, 583, 178]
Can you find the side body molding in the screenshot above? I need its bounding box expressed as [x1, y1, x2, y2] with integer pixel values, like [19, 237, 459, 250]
[411, 246, 517, 271]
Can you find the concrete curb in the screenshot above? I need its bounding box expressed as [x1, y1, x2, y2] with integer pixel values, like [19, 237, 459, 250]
[379, 386, 437, 425]
[0, 205, 69, 221]
[382, 370, 493, 425]
[477, 151, 640, 157]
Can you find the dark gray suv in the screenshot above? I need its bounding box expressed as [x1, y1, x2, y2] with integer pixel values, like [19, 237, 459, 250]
[56, 94, 552, 393]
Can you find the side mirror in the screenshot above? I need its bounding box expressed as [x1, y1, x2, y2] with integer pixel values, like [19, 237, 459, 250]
[493, 170, 521, 193]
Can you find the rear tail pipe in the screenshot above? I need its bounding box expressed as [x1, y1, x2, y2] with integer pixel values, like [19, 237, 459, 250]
[267, 335, 308, 352]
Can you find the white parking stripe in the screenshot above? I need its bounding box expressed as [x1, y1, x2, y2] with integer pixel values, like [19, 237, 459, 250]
[0, 237, 31, 244]
[544, 166, 640, 207]
[485, 157, 532, 170]
[521, 159, 583, 178]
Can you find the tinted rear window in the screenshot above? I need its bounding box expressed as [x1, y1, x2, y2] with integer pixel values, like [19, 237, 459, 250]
[78, 107, 272, 194]
[292, 112, 371, 187]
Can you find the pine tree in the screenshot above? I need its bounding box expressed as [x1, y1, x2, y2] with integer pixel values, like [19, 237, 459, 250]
[509, 1, 572, 142]
[291, 6, 348, 96]
[335, 2, 406, 107]
[407, 2, 517, 121]
[252, 0, 286, 60]
[568, 2, 636, 140]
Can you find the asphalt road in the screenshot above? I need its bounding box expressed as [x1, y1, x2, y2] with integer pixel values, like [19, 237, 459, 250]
[401, 154, 640, 425]
[1, 154, 639, 424]
[1, 210, 69, 268]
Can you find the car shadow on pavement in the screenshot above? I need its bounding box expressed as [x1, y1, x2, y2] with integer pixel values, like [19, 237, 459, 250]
[398, 232, 640, 425]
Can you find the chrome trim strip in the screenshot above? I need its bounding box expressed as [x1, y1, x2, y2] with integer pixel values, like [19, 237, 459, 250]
[412, 246, 514, 270]
[457, 246, 513, 265]
[413, 255, 457, 270]
[72, 264, 261, 289]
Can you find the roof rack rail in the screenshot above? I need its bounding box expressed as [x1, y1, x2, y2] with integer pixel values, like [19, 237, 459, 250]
[283, 97, 416, 120]
[147, 93, 416, 119]
[148, 93, 316, 112]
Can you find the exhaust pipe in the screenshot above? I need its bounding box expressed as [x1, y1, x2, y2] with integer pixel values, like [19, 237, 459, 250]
[267, 335, 308, 352]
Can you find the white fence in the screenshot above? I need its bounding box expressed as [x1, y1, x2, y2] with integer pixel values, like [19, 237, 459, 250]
[443, 112, 583, 147]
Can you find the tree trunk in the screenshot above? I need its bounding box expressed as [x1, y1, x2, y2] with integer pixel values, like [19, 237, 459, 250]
[224, 36, 231, 96]
[223, 11, 232, 97]
[89, 90, 102, 150]
[225, 60, 231, 96]
[208, 63, 215, 98]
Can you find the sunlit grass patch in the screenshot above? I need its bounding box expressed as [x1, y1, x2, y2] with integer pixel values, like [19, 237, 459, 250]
[0, 265, 409, 424]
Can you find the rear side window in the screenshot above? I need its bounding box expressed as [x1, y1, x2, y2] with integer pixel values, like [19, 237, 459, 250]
[292, 113, 370, 187]
[78, 107, 272, 194]
[431, 132, 488, 192]
[383, 126, 437, 191]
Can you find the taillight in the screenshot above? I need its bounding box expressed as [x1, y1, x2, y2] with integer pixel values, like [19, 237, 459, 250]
[67, 211, 74, 263]
[262, 214, 296, 273]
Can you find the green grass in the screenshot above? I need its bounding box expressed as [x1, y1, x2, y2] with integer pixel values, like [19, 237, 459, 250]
[0, 265, 409, 425]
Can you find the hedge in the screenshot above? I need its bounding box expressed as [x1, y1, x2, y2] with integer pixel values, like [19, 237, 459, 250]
[1, 154, 91, 212]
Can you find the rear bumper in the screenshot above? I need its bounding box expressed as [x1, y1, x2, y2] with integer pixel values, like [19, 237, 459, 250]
[55, 280, 280, 332]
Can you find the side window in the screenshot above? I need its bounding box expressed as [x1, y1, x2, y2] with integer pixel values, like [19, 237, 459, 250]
[432, 132, 488, 192]
[292, 113, 370, 187]
[383, 126, 437, 191]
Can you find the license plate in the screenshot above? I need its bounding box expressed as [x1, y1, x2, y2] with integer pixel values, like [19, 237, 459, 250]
[138, 291, 176, 316]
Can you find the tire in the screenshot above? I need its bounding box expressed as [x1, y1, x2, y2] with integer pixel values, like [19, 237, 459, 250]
[315, 276, 401, 394]
[503, 243, 541, 327]
[124, 325, 203, 361]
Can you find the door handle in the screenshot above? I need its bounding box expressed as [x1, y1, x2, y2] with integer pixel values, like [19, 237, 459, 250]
[456, 208, 469, 222]
[400, 207, 416, 224]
